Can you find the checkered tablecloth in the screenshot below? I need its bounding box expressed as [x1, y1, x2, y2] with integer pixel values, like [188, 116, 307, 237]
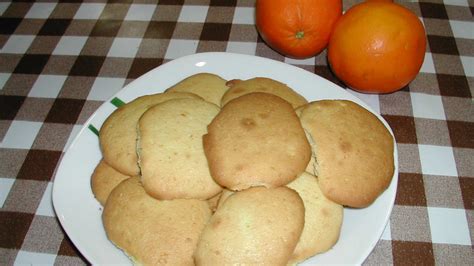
[0, 0, 472, 265]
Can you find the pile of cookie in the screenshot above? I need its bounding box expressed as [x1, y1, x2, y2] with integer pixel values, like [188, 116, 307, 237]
[91, 73, 395, 265]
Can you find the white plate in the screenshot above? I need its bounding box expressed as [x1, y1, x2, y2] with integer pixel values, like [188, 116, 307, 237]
[53, 52, 398, 265]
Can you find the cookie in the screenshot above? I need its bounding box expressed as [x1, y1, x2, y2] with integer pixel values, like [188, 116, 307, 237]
[165, 73, 229, 106]
[299, 100, 395, 208]
[138, 97, 222, 200]
[194, 186, 305, 265]
[99, 92, 201, 176]
[286, 172, 343, 263]
[221, 77, 307, 108]
[204, 92, 311, 190]
[90, 159, 130, 206]
[103, 177, 212, 265]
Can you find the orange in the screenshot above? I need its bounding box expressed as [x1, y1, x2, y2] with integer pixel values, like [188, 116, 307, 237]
[327, 1, 426, 93]
[256, 0, 342, 59]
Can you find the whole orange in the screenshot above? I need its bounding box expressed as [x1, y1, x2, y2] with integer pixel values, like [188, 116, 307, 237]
[327, 1, 426, 93]
[256, 0, 342, 59]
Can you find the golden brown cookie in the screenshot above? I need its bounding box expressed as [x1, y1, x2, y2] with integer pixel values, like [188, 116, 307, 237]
[204, 92, 311, 190]
[99, 92, 201, 176]
[287, 172, 343, 263]
[103, 177, 212, 265]
[90, 159, 130, 206]
[194, 186, 305, 265]
[138, 97, 222, 200]
[221, 77, 308, 108]
[299, 100, 395, 208]
[165, 73, 229, 106]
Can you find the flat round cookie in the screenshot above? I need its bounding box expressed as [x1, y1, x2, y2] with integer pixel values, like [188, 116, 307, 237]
[220, 77, 308, 108]
[103, 177, 212, 265]
[204, 92, 311, 191]
[138, 97, 222, 200]
[99, 92, 201, 176]
[91, 159, 130, 206]
[299, 100, 395, 208]
[194, 186, 305, 265]
[287, 172, 343, 263]
[165, 73, 229, 106]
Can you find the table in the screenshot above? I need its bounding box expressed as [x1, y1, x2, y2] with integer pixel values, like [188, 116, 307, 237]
[0, 0, 472, 265]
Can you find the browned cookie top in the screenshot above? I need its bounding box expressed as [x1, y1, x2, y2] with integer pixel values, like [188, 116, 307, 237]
[204, 92, 311, 191]
[299, 100, 395, 208]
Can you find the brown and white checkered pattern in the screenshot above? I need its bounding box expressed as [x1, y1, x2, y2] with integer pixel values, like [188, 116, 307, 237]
[1, 0, 472, 265]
